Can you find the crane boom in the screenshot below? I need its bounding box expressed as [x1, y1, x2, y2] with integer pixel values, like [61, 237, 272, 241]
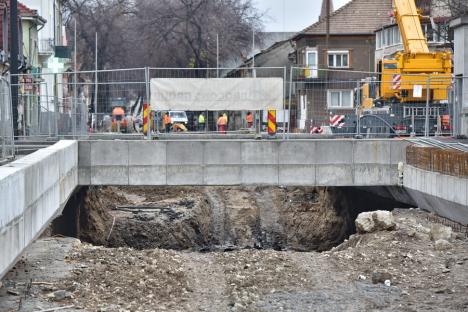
[393, 0, 429, 54]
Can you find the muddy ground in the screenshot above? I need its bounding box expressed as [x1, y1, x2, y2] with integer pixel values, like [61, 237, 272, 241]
[1, 187, 468, 311]
[56, 186, 404, 252]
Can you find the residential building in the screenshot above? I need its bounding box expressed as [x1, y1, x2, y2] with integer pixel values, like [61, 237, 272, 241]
[0, 1, 47, 135]
[21, 0, 70, 115]
[290, 0, 392, 131]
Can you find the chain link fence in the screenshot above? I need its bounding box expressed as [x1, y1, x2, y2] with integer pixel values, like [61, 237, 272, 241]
[7, 66, 461, 140]
[287, 67, 453, 138]
[0, 77, 14, 162]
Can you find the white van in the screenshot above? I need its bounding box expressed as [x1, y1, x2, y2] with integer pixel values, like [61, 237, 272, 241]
[169, 111, 188, 124]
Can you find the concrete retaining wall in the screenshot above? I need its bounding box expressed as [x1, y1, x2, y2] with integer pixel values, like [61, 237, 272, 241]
[0, 141, 78, 279]
[404, 165, 468, 224]
[78, 139, 407, 186]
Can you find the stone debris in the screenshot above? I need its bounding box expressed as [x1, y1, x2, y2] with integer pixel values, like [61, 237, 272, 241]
[371, 271, 392, 284]
[434, 239, 452, 251]
[429, 224, 453, 242]
[2, 201, 468, 311]
[47, 290, 73, 301]
[355, 211, 396, 233]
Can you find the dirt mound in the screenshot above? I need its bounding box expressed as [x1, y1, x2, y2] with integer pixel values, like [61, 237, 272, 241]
[55, 186, 406, 252]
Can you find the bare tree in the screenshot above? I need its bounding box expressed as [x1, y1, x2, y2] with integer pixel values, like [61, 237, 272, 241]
[434, 0, 468, 17]
[64, 0, 263, 70]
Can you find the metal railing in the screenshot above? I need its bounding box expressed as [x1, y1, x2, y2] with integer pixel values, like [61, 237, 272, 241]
[0, 77, 14, 162]
[38, 38, 54, 54]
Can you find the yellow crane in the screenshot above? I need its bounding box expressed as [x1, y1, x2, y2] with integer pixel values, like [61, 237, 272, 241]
[362, 0, 452, 109]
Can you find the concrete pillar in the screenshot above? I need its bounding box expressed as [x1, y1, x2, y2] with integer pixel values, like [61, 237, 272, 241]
[450, 16, 468, 136]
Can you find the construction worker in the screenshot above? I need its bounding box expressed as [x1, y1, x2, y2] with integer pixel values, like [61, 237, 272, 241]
[223, 112, 229, 130]
[217, 113, 227, 134]
[246, 111, 254, 128]
[198, 113, 206, 131]
[163, 112, 172, 133]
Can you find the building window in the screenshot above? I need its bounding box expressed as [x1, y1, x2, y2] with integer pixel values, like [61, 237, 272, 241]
[327, 90, 353, 108]
[376, 26, 402, 49]
[376, 31, 382, 49]
[328, 51, 349, 68]
[306, 49, 318, 78]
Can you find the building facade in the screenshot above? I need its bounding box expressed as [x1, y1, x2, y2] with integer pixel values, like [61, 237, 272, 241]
[291, 0, 392, 131]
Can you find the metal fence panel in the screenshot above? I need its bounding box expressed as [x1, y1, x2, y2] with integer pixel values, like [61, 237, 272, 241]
[287, 67, 454, 138]
[0, 77, 14, 161]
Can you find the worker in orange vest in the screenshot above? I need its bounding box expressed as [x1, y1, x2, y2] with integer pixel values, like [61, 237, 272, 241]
[217, 113, 227, 134]
[246, 111, 254, 128]
[163, 112, 172, 133]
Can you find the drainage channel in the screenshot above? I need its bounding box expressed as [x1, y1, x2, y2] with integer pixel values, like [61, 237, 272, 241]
[53, 186, 411, 252]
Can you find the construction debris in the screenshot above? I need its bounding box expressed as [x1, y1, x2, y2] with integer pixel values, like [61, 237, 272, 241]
[355, 210, 396, 233]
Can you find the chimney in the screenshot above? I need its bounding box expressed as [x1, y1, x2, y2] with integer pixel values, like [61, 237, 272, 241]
[320, 0, 334, 20]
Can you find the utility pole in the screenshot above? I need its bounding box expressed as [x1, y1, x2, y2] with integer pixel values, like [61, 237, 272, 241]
[94, 32, 98, 132]
[73, 19, 78, 136]
[10, 0, 19, 135]
[216, 33, 219, 78]
[252, 28, 256, 78]
[325, 0, 330, 79]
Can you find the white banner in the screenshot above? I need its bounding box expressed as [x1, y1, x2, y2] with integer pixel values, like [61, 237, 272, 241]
[150, 78, 283, 111]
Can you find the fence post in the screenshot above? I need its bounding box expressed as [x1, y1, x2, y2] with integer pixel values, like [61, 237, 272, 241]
[355, 80, 361, 138]
[54, 73, 60, 137]
[425, 75, 431, 137]
[1, 79, 5, 159]
[283, 66, 286, 140]
[145, 67, 152, 140]
[287, 66, 293, 139]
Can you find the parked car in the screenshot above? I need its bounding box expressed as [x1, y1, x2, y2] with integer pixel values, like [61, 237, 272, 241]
[169, 111, 188, 124]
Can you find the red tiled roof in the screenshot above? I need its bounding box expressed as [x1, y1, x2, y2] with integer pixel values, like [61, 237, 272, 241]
[0, 1, 45, 20]
[300, 0, 393, 35]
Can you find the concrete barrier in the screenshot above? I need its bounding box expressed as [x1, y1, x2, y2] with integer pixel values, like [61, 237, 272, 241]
[0, 141, 78, 279]
[79, 139, 408, 187]
[403, 165, 468, 224]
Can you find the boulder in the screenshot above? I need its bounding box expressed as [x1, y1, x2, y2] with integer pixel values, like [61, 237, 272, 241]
[371, 271, 392, 284]
[355, 211, 396, 233]
[434, 239, 452, 251]
[429, 224, 452, 242]
[47, 290, 73, 301]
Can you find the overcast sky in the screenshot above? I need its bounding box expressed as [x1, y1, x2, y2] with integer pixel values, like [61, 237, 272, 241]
[255, 0, 351, 32]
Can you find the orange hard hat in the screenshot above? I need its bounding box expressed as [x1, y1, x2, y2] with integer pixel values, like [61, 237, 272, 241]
[112, 107, 125, 115]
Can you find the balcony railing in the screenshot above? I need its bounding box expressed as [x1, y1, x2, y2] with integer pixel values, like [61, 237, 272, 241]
[39, 38, 54, 54]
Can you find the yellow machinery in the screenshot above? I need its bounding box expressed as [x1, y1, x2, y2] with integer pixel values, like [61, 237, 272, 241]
[377, 0, 452, 103]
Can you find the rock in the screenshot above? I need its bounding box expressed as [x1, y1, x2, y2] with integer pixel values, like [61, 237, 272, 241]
[384, 280, 391, 287]
[355, 211, 396, 233]
[371, 271, 392, 284]
[47, 290, 73, 301]
[453, 232, 465, 240]
[429, 224, 452, 242]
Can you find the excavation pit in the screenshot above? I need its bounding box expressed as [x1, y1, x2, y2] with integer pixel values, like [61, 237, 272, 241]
[53, 186, 410, 252]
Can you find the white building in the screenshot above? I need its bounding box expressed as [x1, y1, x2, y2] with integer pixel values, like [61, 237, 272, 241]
[20, 0, 69, 111]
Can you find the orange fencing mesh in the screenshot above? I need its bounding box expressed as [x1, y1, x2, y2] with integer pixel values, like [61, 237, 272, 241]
[407, 145, 468, 177]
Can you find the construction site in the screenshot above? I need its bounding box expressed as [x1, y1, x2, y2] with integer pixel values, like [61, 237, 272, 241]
[1, 185, 468, 311]
[1, 0, 468, 311]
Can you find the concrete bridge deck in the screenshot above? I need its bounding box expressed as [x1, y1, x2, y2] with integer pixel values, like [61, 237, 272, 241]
[78, 139, 407, 186]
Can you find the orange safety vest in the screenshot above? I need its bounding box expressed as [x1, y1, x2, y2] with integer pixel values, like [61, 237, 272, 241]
[217, 116, 227, 126]
[163, 115, 171, 125]
[246, 114, 254, 123]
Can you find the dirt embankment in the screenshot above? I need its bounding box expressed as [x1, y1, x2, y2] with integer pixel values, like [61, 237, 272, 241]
[55, 186, 392, 252]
